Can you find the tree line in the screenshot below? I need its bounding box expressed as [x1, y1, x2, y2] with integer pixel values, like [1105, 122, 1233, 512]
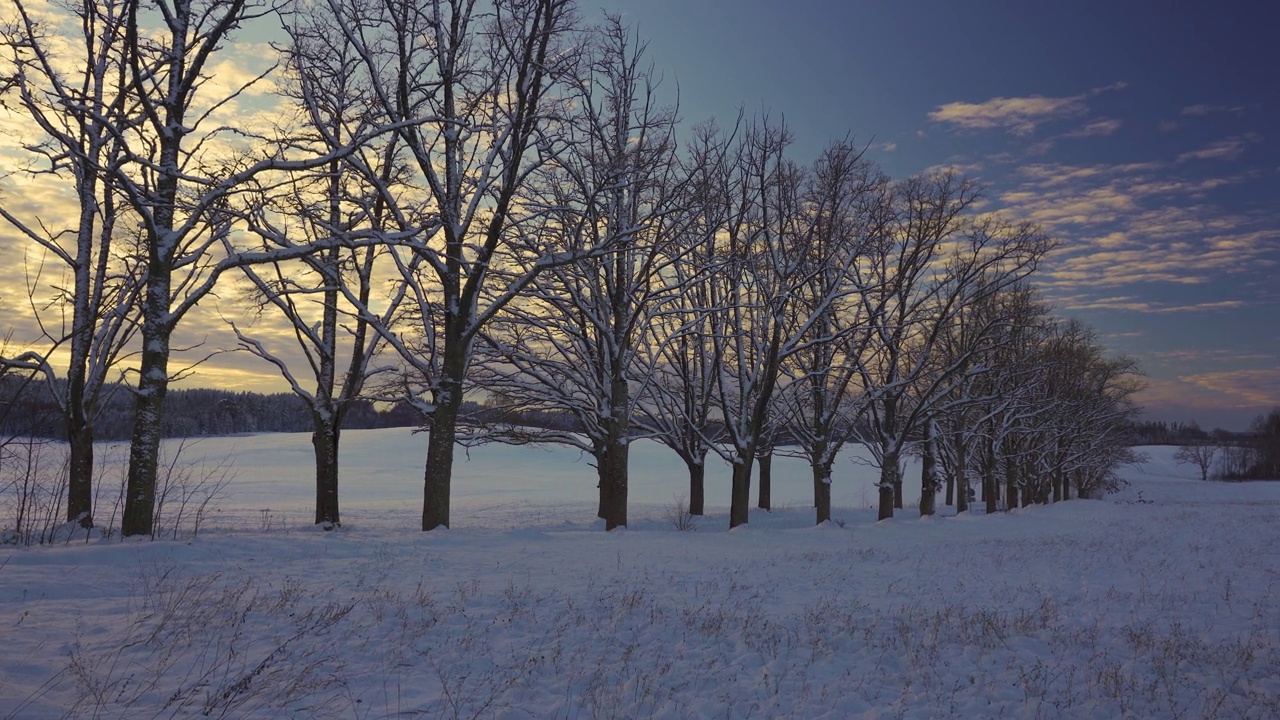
[0, 377, 421, 440]
[0, 0, 1142, 535]
[1169, 409, 1280, 481]
[1127, 419, 1235, 446]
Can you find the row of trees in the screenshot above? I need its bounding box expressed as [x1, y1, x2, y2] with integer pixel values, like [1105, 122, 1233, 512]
[0, 0, 1141, 535]
[1127, 419, 1232, 446]
[1174, 408, 1280, 481]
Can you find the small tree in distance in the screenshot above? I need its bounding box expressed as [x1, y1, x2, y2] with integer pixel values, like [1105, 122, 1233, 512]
[1174, 440, 1221, 481]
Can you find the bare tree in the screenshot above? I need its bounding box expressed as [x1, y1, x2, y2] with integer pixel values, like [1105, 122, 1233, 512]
[0, 0, 142, 528]
[222, 0, 417, 528]
[704, 121, 873, 528]
[777, 142, 891, 524]
[632, 121, 730, 516]
[704, 118, 799, 529]
[1174, 441, 1221, 481]
[110, 0, 283, 536]
[972, 288, 1056, 511]
[850, 173, 977, 520]
[968, 316, 1144, 507]
[475, 15, 681, 530]
[317, 0, 585, 530]
[850, 174, 1050, 520]
[1039, 320, 1144, 500]
[110, 0, 399, 536]
[930, 284, 1052, 514]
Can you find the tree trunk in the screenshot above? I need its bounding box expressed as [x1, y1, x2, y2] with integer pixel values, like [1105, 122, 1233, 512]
[65, 256, 94, 527]
[63, 129, 107, 528]
[66, 420, 94, 528]
[597, 378, 631, 530]
[421, 409, 457, 530]
[1004, 453, 1018, 511]
[814, 463, 832, 525]
[313, 218, 344, 529]
[423, 321, 470, 530]
[757, 451, 772, 510]
[811, 440, 828, 509]
[313, 419, 340, 528]
[122, 312, 171, 537]
[596, 458, 610, 523]
[595, 439, 610, 520]
[422, 376, 464, 531]
[422, 408, 458, 530]
[599, 440, 629, 530]
[729, 455, 753, 528]
[920, 420, 937, 517]
[1025, 458, 1037, 506]
[687, 458, 705, 516]
[984, 439, 998, 514]
[955, 436, 969, 514]
[603, 373, 630, 530]
[878, 449, 899, 521]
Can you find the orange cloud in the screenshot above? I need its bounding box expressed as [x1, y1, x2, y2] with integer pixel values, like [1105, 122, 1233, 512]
[929, 94, 1088, 135]
[1178, 369, 1280, 408]
[929, 83, 1126, 136]
[990, 156, 1277, 293]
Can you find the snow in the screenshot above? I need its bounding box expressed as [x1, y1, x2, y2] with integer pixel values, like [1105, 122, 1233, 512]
[2, 431, 1278, 718]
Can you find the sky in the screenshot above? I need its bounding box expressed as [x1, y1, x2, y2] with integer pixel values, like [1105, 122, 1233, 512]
[586, 0, 1280, 430]
[0, 0, 1277, 431]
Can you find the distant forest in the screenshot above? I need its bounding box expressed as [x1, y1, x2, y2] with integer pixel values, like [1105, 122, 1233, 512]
[0, 378, 412, 440]
[1125, 419, 1245, 446]
[0, 377, 596, 441]
[2, 373, 1264, 452]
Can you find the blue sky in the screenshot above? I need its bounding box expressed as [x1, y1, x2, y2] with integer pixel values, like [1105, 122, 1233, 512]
[588, 0, 1278, 429]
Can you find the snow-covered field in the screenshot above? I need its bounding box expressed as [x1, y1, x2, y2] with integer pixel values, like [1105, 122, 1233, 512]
[2, 429, 1278, 718]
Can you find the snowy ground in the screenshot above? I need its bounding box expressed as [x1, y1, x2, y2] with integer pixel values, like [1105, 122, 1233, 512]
[2, 430, 1278, 718]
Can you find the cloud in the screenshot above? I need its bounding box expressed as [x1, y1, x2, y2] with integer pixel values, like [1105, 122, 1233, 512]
[993, 158, 1279, 295]
[879, 142, 897, 153]
[1138, 372, 1278, 426]
[929, 94, 1087, 136]
[928, 83, 1125, 136]
[1160, 104, 1250, 133]
[1089, 81, 1129, 94]
[921, 161, 986, 178]
[1064, 118, 1123, 138]
[1177, 137, 1250, 163]
[1044, 226, 1277, 290]
[1026, 139, 1057, 156]
[1179, 369, 1280, 408]
[1055, 295, 1249, 314]
[1020, 116, 1123, 155]
[1181, 104, 1249, 117]
[1150, 349, 1276, 364]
